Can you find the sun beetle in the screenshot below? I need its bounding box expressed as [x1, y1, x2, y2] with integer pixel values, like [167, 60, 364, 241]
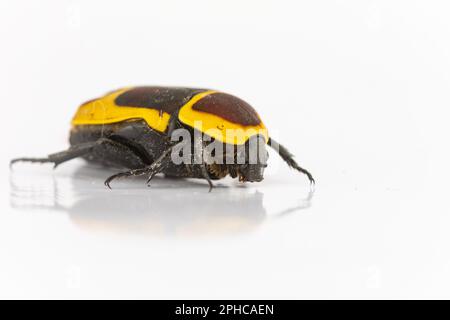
[11, 87, 314, 191]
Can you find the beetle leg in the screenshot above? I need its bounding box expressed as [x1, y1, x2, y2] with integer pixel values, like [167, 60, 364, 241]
[201, 164, 213, 192]
[268, 137, 315, 187]
[10, 138, 149, 169]
[167, 109, 180, 137]
[10, 141, 99, 168]
[104, 145, 174, 189]
[193, 128, 214, 191]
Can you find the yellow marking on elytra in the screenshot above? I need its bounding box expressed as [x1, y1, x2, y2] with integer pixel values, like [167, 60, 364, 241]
[178, 91, 268, 145]
[71, 87, 171, 133]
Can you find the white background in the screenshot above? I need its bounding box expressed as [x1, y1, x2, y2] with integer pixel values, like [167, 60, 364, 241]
[1, 0, 450, 299]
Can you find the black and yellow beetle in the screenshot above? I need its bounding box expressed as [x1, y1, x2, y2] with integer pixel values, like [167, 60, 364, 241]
[11, 87, 314, 190]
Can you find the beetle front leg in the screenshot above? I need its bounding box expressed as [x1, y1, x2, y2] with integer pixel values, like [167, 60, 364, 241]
[104, 145, 174, 189]
[268, 137, 315, 186]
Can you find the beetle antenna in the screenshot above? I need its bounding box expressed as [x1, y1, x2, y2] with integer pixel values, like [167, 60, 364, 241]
[268, 137, 315, 188]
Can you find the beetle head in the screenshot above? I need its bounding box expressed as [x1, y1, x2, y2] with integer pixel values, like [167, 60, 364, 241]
[234, 135, 268, 182]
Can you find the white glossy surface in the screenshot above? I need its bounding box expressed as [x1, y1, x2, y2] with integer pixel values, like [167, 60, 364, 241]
[1, 0, 450, 299]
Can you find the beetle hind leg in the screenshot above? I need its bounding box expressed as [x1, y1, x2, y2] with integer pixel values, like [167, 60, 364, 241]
[268, 137, 315, 186]
[10, 137, 150, 170]
[10, 141, 99, 168]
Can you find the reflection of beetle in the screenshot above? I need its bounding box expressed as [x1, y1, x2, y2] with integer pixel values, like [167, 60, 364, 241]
[11, 87, 314, 190]
[10, 165, 269, 236]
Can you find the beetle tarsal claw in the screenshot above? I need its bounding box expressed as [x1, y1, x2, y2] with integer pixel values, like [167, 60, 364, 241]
[309, 179, 315, 193]
[146, 173, 157, 186]
[104, 179, 113, 189]
[104, 171, 132, 189]
[104, 174, 120, 189]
